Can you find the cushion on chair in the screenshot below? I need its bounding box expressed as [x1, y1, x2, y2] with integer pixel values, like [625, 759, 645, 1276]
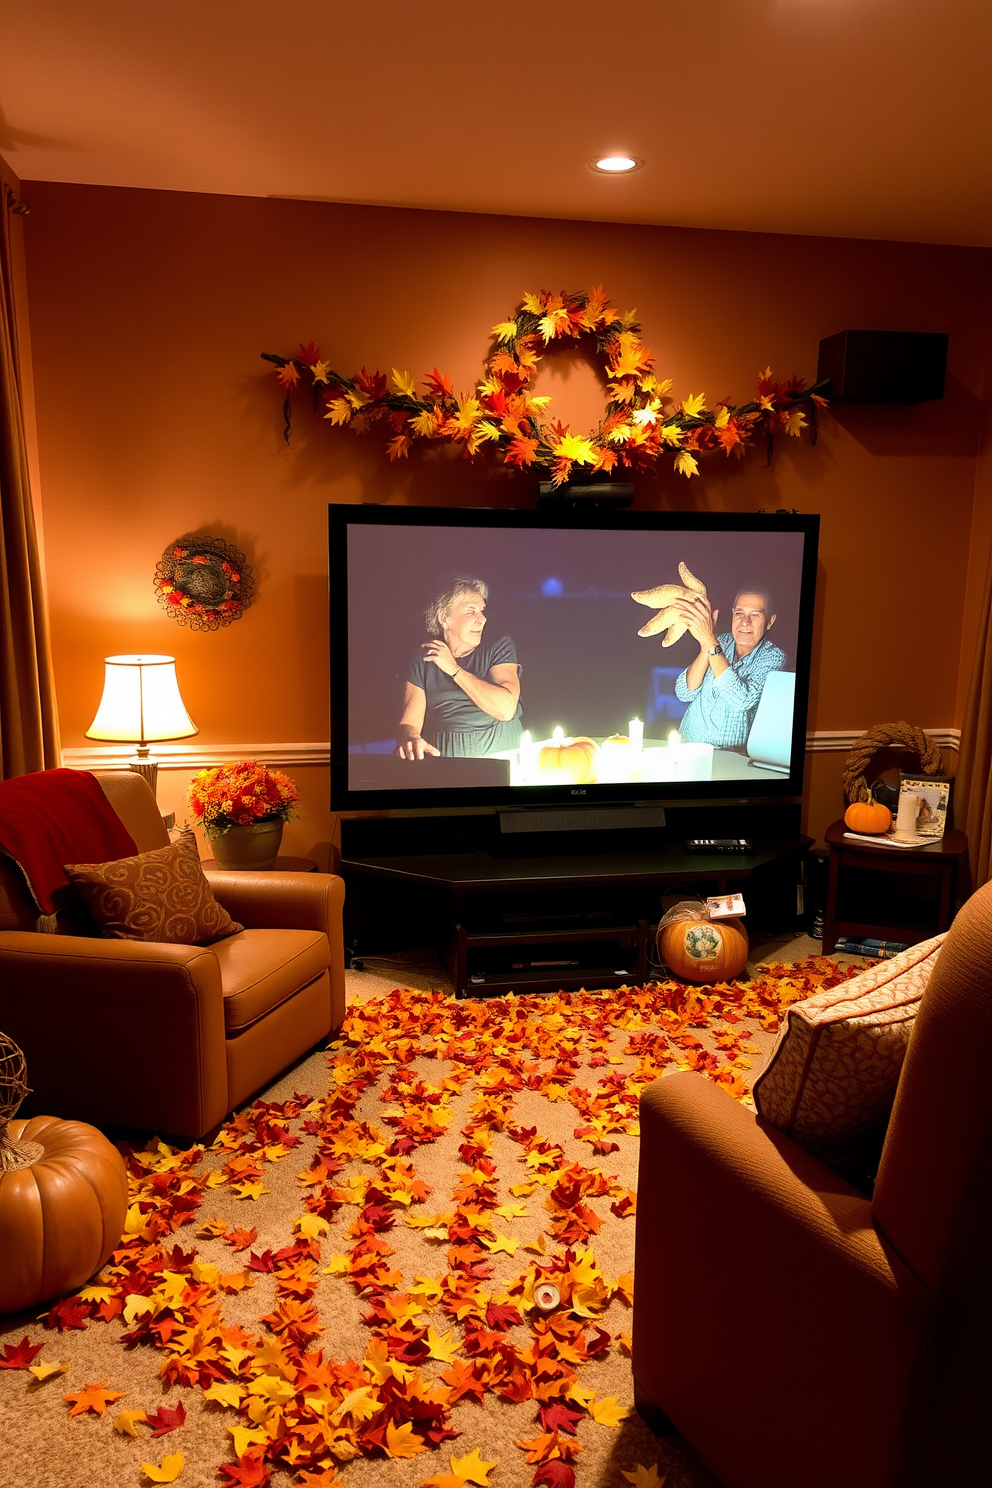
[64, 831, 244, 945]
[211, 928, 331, 1032]
[753, 934, 946, 1165]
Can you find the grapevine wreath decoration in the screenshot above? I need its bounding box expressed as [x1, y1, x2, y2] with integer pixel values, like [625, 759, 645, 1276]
[153, 534, 254, 631]
[842, 720, 944, 804]
[262, 286, 828, 487]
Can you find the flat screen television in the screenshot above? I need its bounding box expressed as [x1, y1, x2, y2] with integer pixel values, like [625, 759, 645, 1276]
[329, 505, 819, 815]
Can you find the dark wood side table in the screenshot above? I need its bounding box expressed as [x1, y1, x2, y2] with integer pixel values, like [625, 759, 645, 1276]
[202, 856, 318, 872]
[822, 820, 967, 953]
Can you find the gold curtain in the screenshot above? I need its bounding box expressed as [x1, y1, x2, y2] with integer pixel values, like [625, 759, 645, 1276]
[957, 548, 992, 890]
[1, 185, 60, 778]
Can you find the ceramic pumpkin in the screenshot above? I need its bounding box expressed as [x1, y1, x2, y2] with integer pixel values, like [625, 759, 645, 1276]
[538, 736, 600, 785]
[658, 910, 749, 984]
[843, 798, 893, 835]
[0, 1114, 128, 1313]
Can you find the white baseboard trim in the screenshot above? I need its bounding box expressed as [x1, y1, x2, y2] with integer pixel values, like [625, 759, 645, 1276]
[61, 728, 960, 772]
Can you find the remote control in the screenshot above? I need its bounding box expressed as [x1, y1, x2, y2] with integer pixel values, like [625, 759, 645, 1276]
[684, 838, 751, 853]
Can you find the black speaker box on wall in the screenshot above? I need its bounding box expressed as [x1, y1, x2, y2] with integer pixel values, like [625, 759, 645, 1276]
[817, 329, 948, 403]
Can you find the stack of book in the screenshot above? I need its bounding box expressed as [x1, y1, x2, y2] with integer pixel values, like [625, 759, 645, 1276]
[833, 936, 910, 959]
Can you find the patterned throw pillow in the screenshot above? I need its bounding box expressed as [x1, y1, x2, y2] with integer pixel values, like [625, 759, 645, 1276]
[64, 831, 244, 944]
[752, 934, 946, 1165]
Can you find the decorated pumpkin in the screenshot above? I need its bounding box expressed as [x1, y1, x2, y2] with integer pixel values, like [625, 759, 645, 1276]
[657, 901, 749, 984]
[538, 736, 600, 785]
[0, 1059, 128, 1312]
[843, 798, 892, 835]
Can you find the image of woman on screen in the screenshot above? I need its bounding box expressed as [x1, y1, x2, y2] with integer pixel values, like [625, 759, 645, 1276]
[670, 585, 785, 747]
[394, 576, 523, 760]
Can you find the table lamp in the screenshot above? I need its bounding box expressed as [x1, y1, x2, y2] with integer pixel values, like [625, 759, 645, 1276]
[85, 654, 198, 797]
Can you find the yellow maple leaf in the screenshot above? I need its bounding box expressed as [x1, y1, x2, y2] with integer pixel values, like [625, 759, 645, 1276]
[295, 1214, 331, 1238]
[552, 432, 597, 465]
[114, 1409, 148, 1435]
[449, 1447, 498, 1485]
[390, 368, 417, 398]
[332, 1386, 381, 1423]
[229, 1426, 268, 1459]
[617, 1332, 633, 1354]
[680, 393, 707, 418]
[622, 1466, 667, 1488]
[78, 1285, 114, 1304]
[588, 1395, 632, 1427]
[494, 1201, 527, 1220]
[614, 1271, 634, 1304]
[322, 1254, 350, 1276]
[28, 1360, 70, 1383]
[484, 1233, 520, 1256]
[491, 321, 519, 343]
[713, 404, 730, 429]
[521, 292, 543, 315]
[232, 1180, 269, 1201]
[384, 1419, 426, 1459]
[673, 450, 700, 478]
[204, 1382, 243, 1409]
[324, 398, 353, 426]
[784, 407, 807, 437]
[426, 1327, 459, 1363]
[566, 1382, 596, 1410]
[141, 1452, 184, 1483]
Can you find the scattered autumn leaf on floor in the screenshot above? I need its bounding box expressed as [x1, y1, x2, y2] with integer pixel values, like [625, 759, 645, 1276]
[64, 1380, 125, 1416]
[141, 1451, 185, 1483]
[27, 1359, 70, 1382]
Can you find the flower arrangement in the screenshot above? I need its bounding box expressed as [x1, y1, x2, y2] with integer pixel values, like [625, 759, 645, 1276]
[188, 761, 299, 836]
[262, 285, 826, 488]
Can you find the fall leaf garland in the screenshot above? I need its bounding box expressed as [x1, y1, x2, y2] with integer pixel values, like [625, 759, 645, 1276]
[262, 288, 827, 487]
[4, 960, 860, 1487]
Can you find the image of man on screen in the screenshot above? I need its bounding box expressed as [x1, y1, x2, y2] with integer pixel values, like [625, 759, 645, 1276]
[395, 577, 523, 761]
[671, 586, 785, 747]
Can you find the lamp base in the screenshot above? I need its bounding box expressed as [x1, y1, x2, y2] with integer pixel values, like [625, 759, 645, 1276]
[128, 758, 159, 798]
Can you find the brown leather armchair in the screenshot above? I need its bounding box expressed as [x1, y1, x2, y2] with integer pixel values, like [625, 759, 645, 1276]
[632, 880, 991, 1488]
[0, 772, 346, 1141]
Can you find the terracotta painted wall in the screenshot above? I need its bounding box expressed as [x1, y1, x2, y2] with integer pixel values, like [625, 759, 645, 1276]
[18, 183, 992, 852]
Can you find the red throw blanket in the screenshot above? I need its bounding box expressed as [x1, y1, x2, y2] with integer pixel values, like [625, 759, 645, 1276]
[0, 768, 138, 914]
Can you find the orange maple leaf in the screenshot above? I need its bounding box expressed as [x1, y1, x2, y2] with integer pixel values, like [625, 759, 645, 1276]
[65, 1380, 125, 1416]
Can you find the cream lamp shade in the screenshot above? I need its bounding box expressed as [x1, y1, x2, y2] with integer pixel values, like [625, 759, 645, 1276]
[86, 654, 198, 795]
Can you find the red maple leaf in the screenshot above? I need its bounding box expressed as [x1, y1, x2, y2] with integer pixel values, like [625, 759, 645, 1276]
[533, 1464, 576, 1488]
[248, 1249, 275, 1272]
[423, 368, 454, 399]
[44, 1297, 90, 1331]
[219, 1453, 272, 1487]
[486, 1301, 523, 1331]
[145, 1400, 186, 1436]
[0, 1337, 44, 1369]
[298, 342, 321, 364]
[538, 1402, 584, 1436]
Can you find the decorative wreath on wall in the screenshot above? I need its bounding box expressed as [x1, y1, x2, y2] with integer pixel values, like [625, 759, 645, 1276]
[153, 535, 254, 631]
[262, 286, 827, 488]
[842, 721, 945, 804]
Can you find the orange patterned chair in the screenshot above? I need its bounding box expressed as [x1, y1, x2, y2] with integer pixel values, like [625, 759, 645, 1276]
[632, 880, 991, 1488]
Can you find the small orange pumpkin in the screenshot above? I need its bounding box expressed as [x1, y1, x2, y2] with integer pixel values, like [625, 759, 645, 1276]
[843, 798, 892, 835]
[658, 912, 749, 984]
[538, 736, 600, 785]
[0, 1115, 128, 1313]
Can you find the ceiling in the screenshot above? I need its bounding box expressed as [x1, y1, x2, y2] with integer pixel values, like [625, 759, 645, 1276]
[1, 0, 990, 247]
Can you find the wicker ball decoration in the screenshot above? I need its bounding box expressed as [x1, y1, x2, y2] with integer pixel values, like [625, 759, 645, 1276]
[0, 1032, 128, 1314]
[842, 721, 944, 804]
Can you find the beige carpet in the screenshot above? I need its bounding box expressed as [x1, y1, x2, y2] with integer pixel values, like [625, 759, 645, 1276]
[0, 936, 859, 1488]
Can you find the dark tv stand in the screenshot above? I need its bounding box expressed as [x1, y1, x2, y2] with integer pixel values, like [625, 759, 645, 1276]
[340, 808, 811, 997]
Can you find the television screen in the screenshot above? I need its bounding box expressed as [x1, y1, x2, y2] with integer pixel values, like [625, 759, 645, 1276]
[329, 506, 819, 811]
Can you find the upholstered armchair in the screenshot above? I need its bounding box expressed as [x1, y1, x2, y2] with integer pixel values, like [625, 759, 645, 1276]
[0, 772, 345, 1141]
[632, 880, 990, 1488]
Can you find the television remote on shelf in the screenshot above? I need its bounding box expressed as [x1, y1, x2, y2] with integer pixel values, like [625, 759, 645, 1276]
[684, 838, 751, 853]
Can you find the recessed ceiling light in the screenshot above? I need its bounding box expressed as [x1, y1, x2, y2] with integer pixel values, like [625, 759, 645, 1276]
[590, 154, 643, 174]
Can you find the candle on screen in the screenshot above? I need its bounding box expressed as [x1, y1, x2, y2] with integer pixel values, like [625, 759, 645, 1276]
[552, 726, 565, 746]
[628, 718, 643, 752]
[668, 728, 682, 753]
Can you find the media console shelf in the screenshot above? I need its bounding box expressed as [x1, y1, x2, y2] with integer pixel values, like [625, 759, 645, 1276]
[341, 817, 812, 995]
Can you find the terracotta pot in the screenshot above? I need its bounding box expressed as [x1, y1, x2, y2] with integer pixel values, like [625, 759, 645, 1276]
[208, 818, 284, 870]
